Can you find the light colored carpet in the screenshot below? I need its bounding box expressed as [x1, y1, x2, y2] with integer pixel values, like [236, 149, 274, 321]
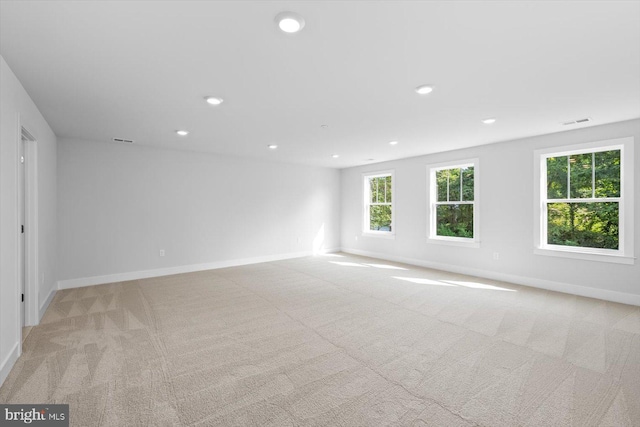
[1, 253, 639, 426]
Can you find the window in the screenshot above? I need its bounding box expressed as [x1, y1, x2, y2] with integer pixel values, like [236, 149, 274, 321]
[534, 137, 634, 264]
[428, 159, 479, 247]
[363, 171, 394, 236]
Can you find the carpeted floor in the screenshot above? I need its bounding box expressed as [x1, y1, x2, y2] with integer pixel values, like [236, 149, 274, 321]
[1, 253, 639, 426]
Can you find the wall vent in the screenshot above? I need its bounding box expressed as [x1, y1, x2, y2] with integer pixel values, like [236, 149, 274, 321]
[562, 118, 592, 126]
[112, 137, 134, 144]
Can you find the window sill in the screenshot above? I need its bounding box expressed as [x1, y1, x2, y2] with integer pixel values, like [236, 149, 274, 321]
[362, 231, 396, 240]
[534, 247, 635, 265]
[428, 237, 480, 248]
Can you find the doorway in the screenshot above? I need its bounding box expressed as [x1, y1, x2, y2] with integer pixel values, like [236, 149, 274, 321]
[19, 135, 29, 342]
[19, 127, 37, 345]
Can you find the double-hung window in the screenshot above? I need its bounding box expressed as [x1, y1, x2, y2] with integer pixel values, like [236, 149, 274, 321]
[363, 171, 394, 236]
[534, 137, 634, 264]
[428, 159, 479, 247]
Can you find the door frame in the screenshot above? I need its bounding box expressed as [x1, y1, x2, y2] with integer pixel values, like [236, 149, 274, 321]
[19, 123, 39, 330]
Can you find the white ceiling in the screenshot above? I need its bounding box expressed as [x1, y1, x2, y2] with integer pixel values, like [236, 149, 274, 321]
[1, 1, 639, 168]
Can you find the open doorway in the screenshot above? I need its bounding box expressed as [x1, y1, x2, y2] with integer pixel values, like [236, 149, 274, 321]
[19, 127, 37, 346]
[19, 133, 28, 342]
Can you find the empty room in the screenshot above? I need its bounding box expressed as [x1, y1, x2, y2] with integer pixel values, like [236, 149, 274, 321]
[1, 1, 639, 426]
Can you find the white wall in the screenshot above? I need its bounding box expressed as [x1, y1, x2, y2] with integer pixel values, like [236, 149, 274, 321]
[57, 138, 340, 286]
[0, 56, 57, 385]
[341, 119, 640, 305]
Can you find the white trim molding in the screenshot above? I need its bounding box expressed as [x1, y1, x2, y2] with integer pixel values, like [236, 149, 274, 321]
[57, 249, 340, 290]
[0, 342, 20, 388]
[39, 287, 56, 320]
[341, 247, 640, 307]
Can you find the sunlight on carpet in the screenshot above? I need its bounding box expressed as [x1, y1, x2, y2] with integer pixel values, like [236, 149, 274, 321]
[1, 253, 639, 426]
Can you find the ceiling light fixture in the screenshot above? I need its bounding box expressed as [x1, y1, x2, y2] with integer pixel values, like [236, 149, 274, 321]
[482, 118, 496, 124]
[268, 144, 278, 149]
[415, 85, 434, 95]
[275, 12, 305, 33]
[205, 96, 223, 105]
[389, 140, 398, 145]
[176, 130, 189, 136]
[332, 154, 339, 158]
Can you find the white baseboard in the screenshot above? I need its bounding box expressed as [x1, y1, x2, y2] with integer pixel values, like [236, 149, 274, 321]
[341, 248, 640, 306]
[57, 248, 341, 290]
[0, 341, 20, 388]
[39, 286, 56, 320]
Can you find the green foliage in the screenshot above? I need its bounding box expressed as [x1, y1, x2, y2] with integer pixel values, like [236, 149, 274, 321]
[449, 169, 461, 201]
[462, 167, 474, 201]
[595, 150, 620, 197]
[370, 176, 392, 203]
[547, 156, 568, 199]
[369, 175, 392, 231]
[370, 205, 392, 231]
[546, 149, 620, 249]
[435, 166, 474, 238]
[569, 154, 592, 198]
[436, 166, 474, 202]
[547, 202, 619, 249]
[436, 170, 448, 202]
[436, 204, 473, 238]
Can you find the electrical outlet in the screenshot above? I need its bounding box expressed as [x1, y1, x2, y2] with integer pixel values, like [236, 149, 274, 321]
[493, 252, 500, 261]
[355, 235, 358, 241]
[159, 250, 165, 257]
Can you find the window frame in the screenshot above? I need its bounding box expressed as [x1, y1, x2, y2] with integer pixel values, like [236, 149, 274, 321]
[362, 170, 395, 239]
[534, 137, 635, 264]
[427, 158, 480, 248]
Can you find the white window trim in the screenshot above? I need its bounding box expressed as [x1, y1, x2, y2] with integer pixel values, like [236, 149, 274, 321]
[362, 170, 395, 239]
[427, 158, 480, 248]
[533, 137, 635, 265]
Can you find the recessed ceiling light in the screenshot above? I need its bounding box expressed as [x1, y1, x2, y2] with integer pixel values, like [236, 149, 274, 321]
[415, 85, 434, 95]
[205, 96, 223, 105]
[275, 12, 305, 33]
[389, 140, 398, 145]
[176, 130, 189, 136]
[332, 154, 339, 158]
[482, 118, 496, 124]
[268, 144, 278, 149]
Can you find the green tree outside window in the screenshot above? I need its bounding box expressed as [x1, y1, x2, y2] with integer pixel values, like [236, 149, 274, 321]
[434, 166, 474, 238]
[367, 175, 392, 231]
[545, 150, 620, 249]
